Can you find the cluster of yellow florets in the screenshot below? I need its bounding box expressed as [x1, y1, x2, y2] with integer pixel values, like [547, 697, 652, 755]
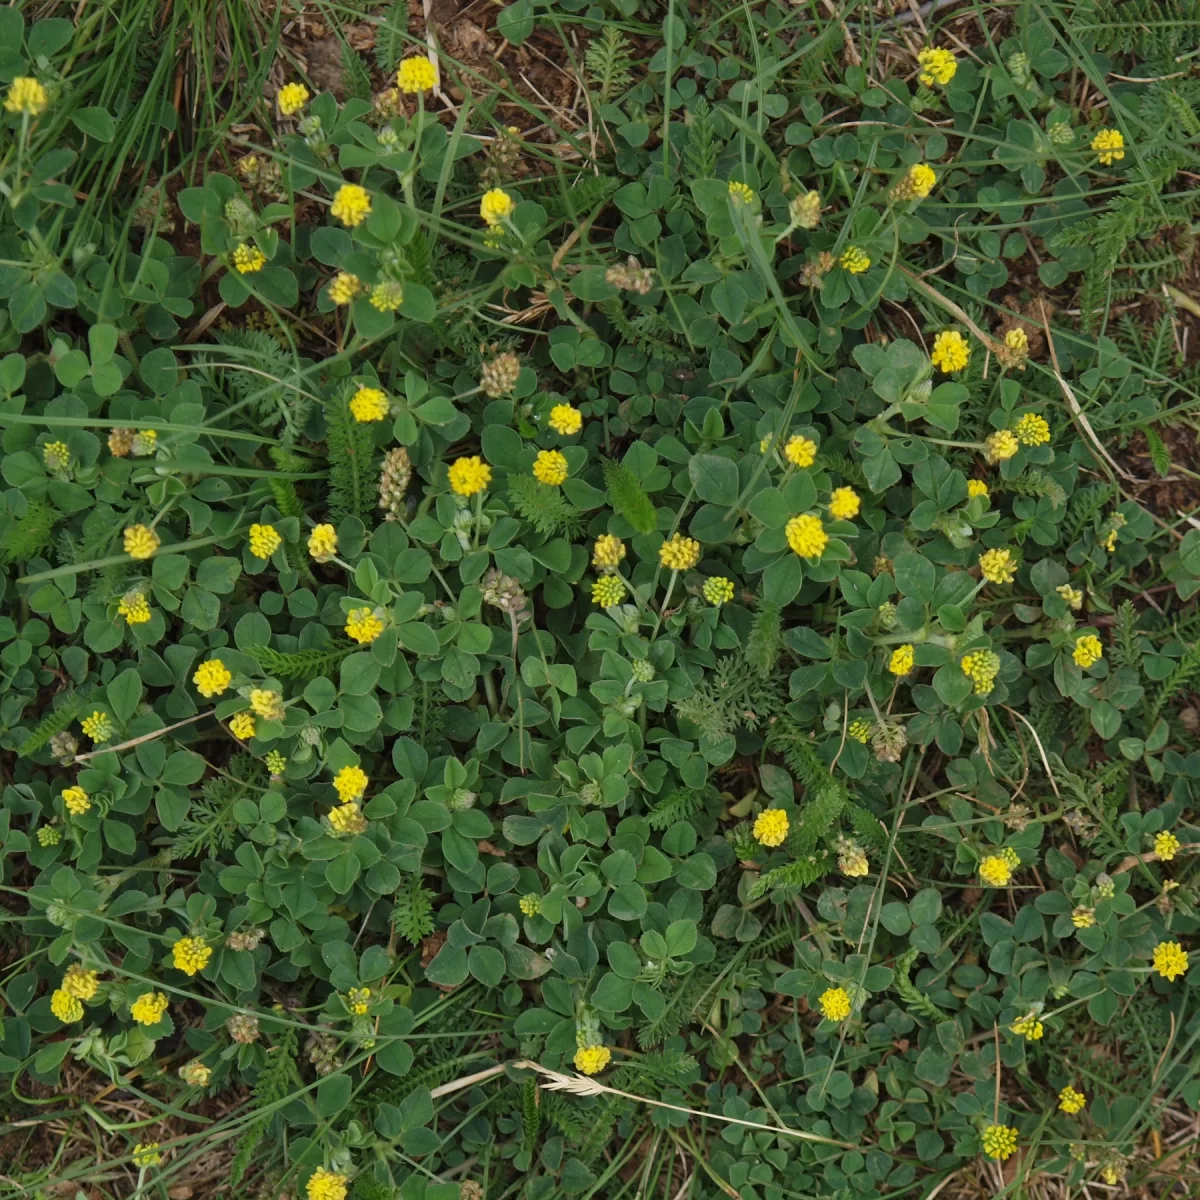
[249, 523, 282, 558]
[345, 607, 385, 644]
[840, 246, 871, 274]
[533, 449, 569, 485]
[573, 1044, 612, 1074]
[786, 514, 827, 559]
[917, 47, 957, 87]
[819, 986, 852, 1022]
[931, 330, 969, 372]
[449, 456, 491, 496]
[349, 386, 390, 422]
[172, 937, 212, 976]
[753, 808, 789, 847]
[193, 658, 232, 698]
[333, 765, 369, 802]
[659, 534, 701, 571]
[1073, 634, 1104, 669]
[785, 435, 817, 467]
[888, 644, 914, 676]
[960, 650, 1001, 695]
[979, 548, 1017, 585]
[397, 55, 437, 93]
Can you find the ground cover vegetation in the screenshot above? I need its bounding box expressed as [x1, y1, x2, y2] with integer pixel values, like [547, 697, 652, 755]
[2, 0, 1200, 1197]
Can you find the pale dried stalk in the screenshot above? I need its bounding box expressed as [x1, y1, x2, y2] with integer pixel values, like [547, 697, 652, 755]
[74, 712, 211, 763]
[1001, 706, 1061, 800]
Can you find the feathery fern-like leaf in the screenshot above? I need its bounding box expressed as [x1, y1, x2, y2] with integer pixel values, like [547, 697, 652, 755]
[602, 459, 656, 534]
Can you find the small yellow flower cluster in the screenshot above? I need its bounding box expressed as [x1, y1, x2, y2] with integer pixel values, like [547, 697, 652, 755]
[329, 272, 360, 304]
[371, 282, 404, 311]
[931, 330, 969, 373]
[574, 1044, 612, 1074]
[1010, 1013, 1044, 1040]
[133, 1143, 162, 1168]
[51, 989, 84, 1022]
[1071, 905, 1096, 929]
[981, 1124, 1018, 1161]
[81, 711, 114, 742]
[592, 576, 626, 607]
[62, 786, 91, 815]
[449, 456, 491, 496]
[985, 430, 1019, 462]
[396, 55, 437, 93]
[349, 386, 390, 422]
[250, 689, 285, 720]
[307, 1169, 349, 1200]
[1073, 634, 1103, 669]
[331, 184, 372, 228]
[917, 47, 957, 87]
[659, 534, 701, 571]
[533, 449, 569, 486]
[1153, 939, 1188, 982]
[43, 441, 71, 470]
[172, 937, 212, 976]
[345, 607, 385, 644]
[979, 547, 1017, 585]
[1091, 128, 1125, 165]
[1013, 413, 1050, 446]
[233, 244, 266, 273]
[179, 1061, 212, 1087]
[753, 808, 789, 847]
[593, 535, 625, 570]
[899, 163, 937, 199]
[118, 591, 152, 625]
[828, 487, 860, 520]
[5, 77, 49, 115]
[277, 82, 310, 116]
[785, 435, 817, 467]
[848, 719, 871, 743]
[480, 188, 516, 226]
[229, 712, 256, 739]
[1059, 1085, 1086, 1114]
[124, 524, 160, 559]
[131, 990, 169, 1025]
[888, 644, 915, 676]
[62, 964, 101, 999]
[840, 246, 870, 274]
[728, 180, 755, 204]
[1155, 831, 1180, 860]
[979, 854, 1012, 887]
[960, 650, 1001, 695]
[520, 893, 541, 917]
[703, 577, 735, 606]
[786, 514, 827, 559]
[249, 523, 282, 558]
[193, 658, 231, 697]
[308, 524, 338, 562]
[837, 840, 869, 877]
[819, 986, 852, 1022]
[266, 750, 287, 775]
[1057, 584, 1083, 610]
[328, 802, 366, 834]
[548, 404, 583, 435]
[346, 986, 372, 1014]
[333, 765, 369, 802]
[967, 479, 989, 498]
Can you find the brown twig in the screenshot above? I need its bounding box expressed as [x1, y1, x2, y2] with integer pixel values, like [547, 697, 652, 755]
[74, 712, 211, 763]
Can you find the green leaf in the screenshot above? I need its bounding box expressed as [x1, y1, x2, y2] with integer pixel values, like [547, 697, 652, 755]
[72, 107, 116, 143]
[496, 0, 534, 47]
[688, 454, 739, 506]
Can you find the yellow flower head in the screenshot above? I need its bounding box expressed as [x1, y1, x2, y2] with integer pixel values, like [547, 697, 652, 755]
[753, 808, 789, 847]
[592, 534, 626, 570]
[1011, 1013, 1044, 1040]
[331, 184, 372, 228]
[333, 765, 369, 803]
[960, 650, 1001, 695]
[533, 449, 569, 486]
[81, 711, 114, 742]
[448, 456, 492, 496]
[250, 688, 285, 720]
[591, 576, 627, 608]
[396, 55, 437, 93]
[849, 718, 871, 743]
[131, 990, 169, 1025]
[308, 524, 338, 562]
[328, 272, 361, 305]
[1013, 413, 1050, 446]
[981, 1124, 1018, 1161]
[133, 1143, 162, 1168]
[888, 644, 915, 676]
[574, 1044, 612, 1075]
[124, 524, 160, 560]
[931, 330, 970, 373]
[266, 750, 287, 774]
[172, 936, 212, 976]
[917, 47, 958, 87]
[62, 964, 101, 1000]
[907, 163, 937, 198]
[818, 986, 852, 1022]
[307, 1169, 349, 1200]
[519, 893, 541, 917]
[979, 547, 1017, 585]
[1153, 939, 1188, 982]
[979, 855, 1012, 887]
[179, 1061, 212, 1087]
[370, 281, 404, 311]
[277, 82, 310, 116]
[703, 577, 735, 606]
[328, 802, 366, 835]
[840, 246, 871, 274]
[62, 786, 91, 816]
[985, 429, 1020, 462]
[346, 986, 372, 1014]
[249, 523, 282, 558]
[229, 712, 256, 740]
[43, 440, 71, 470]
[233, 244, 266, 274]
[828, 487, 860, 520]
[1091, 128, 1125, 165]
[786, 514, 827, 559]
[784, 435, 818, 467]
[345, 607, 385, 644]
[1071, 906, 1096, 929]
[1073, 634, 1103, 669]
[480, 188, 516, 226]
[548, 404, 583, 436]
[1155, 831, 1180, 861]
[837, 841, 869, 877]
[1005, 327, 1029, 354]
[1059, 1085, 1086, 1114]
[728, 180, 755, 204]
[659, 533, 701, 571]
[193, 658, 232, 698]
[51, 987, 84, 1023]
[5, 77, 49, 116]
[350, 386, 390, 422]
[118, 592, 152, 625]
[967, 479, 989, 498]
